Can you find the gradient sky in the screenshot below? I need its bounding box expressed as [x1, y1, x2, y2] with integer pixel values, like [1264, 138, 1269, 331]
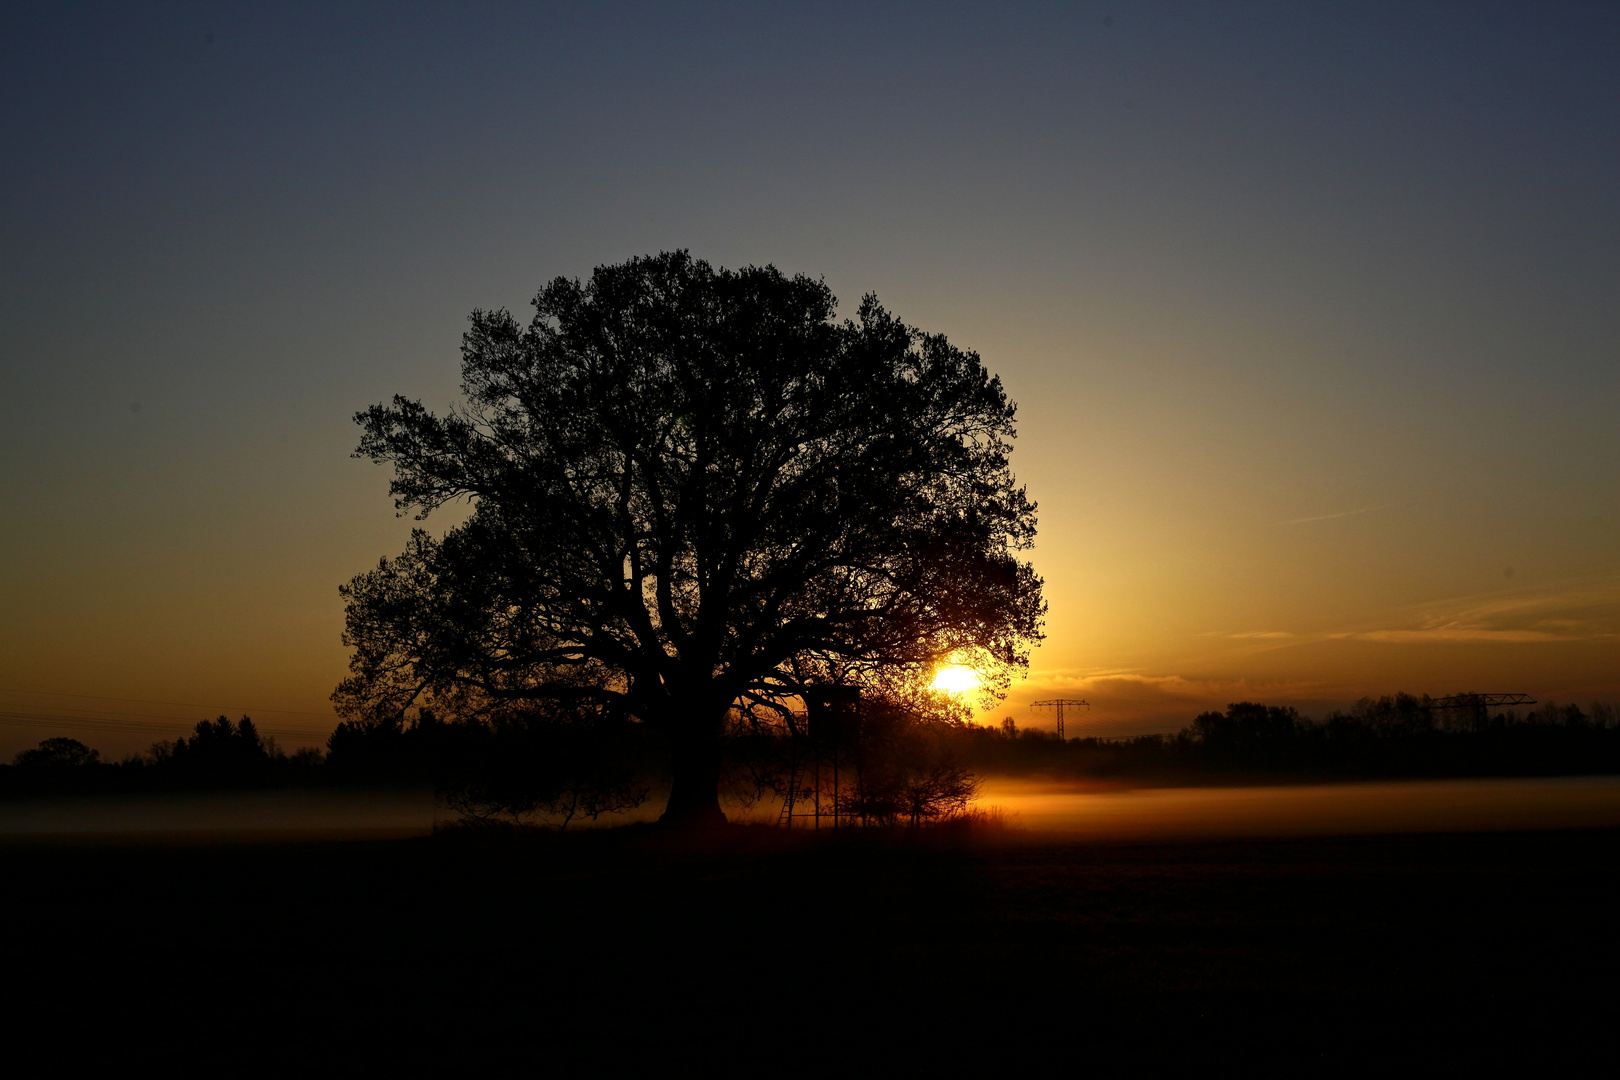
[2, 1, 1616, 756]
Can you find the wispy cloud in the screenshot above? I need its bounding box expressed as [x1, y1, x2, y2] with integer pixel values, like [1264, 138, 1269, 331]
[1018, 670, 1327, 708]
[1215, 578, 1620, 648]
[1337, 582, 1620, 645]
[1180, 579, 1620, 659]
[1005, 577, 1620, 732]
[1276, 502, 1401, 526]
[1348, 628, 1566, 644]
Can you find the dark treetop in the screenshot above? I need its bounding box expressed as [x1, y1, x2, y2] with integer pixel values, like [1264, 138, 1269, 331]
[338, 251, 1044, 824]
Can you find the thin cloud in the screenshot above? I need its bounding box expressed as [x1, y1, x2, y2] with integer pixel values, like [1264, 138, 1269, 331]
[1277, 502, 1401, 526]
[1337, 579, 1620, 645]
[1019, 670, 1322, 704]
[1190, 578, 1620, 650]
[1023, 665, 1150, 683]
[1353, 628, 1566, 645]
[1194, 630, 1294, 639]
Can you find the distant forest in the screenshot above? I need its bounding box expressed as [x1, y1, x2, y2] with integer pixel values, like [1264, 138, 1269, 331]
[971, 695, 1620, 782]
[5, 694, 1618, 812]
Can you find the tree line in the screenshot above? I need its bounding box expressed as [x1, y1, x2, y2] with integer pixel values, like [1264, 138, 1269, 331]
[963, 694, 1620, 780]
[0, 696, 979, 830]
[7, 693, 1618, 813]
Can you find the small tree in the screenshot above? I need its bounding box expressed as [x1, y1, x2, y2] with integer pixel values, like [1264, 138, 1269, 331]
[826, 697, 980, 828]
[339, 252, 1044, 825]
[13, 737, 100, 769]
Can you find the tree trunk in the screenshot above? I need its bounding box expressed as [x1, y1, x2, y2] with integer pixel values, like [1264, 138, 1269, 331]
[659, 709, 728, 828]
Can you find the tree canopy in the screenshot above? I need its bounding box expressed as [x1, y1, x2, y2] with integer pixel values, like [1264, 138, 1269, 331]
[12, 737, 99, 770]
[337, 251, 1044, 824]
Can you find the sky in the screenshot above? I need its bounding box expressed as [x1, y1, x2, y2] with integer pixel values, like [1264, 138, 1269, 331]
[1, 0, 1616, 756]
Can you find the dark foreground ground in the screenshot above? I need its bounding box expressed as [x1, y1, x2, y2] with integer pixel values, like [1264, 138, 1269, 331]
[5, 825, 1618, 1070]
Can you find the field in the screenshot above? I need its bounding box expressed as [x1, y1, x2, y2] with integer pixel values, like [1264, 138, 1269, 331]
[5, 814, 1617, 1067]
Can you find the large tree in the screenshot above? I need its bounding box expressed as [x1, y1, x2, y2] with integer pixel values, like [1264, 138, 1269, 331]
[338, 251, 1044, 825]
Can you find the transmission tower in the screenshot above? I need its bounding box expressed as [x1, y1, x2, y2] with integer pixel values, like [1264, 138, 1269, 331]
[1030, 699, 1089, 741]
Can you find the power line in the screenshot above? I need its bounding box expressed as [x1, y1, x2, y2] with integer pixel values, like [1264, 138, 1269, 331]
[1072, 731, 1180, 742]
[1421, 693, 1537, 712]
[1030, 698, 1089, 740]
[0, 709, 331, 743]
[0, 685, 334, 719]
[0, 702, 295, 727]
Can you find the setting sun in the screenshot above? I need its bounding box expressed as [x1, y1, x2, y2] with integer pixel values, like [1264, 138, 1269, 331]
[931, 664, 980, 695]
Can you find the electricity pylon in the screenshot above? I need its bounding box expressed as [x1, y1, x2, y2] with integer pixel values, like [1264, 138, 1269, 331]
[1030, 698, 1089, 741]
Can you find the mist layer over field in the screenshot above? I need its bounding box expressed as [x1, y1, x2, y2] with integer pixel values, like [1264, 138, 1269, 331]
[10, 777, 1617, 843]
[974, 775, 1620, 839]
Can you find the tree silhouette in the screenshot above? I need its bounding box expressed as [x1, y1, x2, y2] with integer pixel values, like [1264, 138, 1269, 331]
[338, 251, 1044, 825]
[13, 737, 100, 770]
[166, 716, 274, 785]
[828, 700, 981, 828]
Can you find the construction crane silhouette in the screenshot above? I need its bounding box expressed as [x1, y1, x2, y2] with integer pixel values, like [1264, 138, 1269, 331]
[1030, 699, 1089, 741]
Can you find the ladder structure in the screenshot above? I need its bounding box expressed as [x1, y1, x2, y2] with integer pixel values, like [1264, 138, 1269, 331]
[776, 716, 808, 827]
[1030, 698, 1089, 741]
[779, 685, 860, 828]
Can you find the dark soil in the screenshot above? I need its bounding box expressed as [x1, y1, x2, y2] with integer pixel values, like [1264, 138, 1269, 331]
[5, 825, 1616, 1069]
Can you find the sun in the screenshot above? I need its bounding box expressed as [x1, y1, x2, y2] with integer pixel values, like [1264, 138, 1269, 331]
[931, 664, 980, 695]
